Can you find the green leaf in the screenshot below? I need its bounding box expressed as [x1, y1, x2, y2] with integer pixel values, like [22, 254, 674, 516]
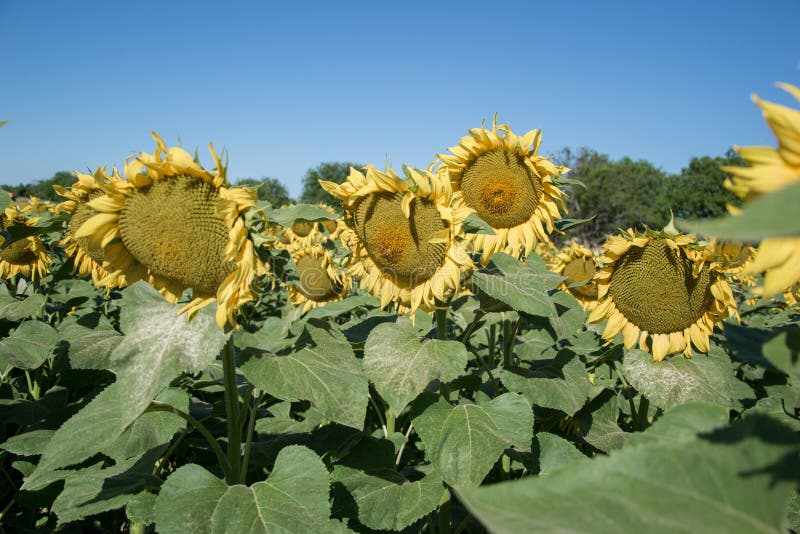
[627, 401, 729, 448]
[153, 464, 227, 534]
[52, 449, 162, 525]
[555, 214, 596, 232]
[0, 189, 11, 211]
[457, 413, 800, 533]
[0, 320, 58, 369]
[305, 294, 378, 321]
[58, 313, 124, 370]
[162, 446, 330, 534]
[582, 392, 628, 452]
[430, 393, 533, 487]
[234, 317, 293, 354]
[240, 321, 369, 429]
[209, 446, 331, 533]
[104, 387, 188, 461]
[126, 491, 157, 526]
[533, 433, 587, 476]
[0, 429, 54, 456]
[27, 283, 228, 480]
[472, 252, 563, 317]
[363, 318, 468, 415]
[461, 213, 496, 234]
[676, 181, 800, 241]
[0, 214, 66, 250]
[623, 347, 734, 410]
[332, 467, 443, 531]
[761, 328, 800, 381]
[268, 204, 339, 227]
[0, 286, 45, 321]
[501, 352, 593, 416]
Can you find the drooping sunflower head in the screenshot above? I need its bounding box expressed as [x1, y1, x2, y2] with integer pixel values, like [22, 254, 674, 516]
[74, 132, 268, 328]
[437, 116, 568, 264]
[552, 240, 601, 310]
[287, 244, 352, 313]
[0, 207, 51, 282]
[589, 229, 738, 362]
[710, 240, 757, 288]
[54, 168, 126, 288]
[320, 164, 474, 314]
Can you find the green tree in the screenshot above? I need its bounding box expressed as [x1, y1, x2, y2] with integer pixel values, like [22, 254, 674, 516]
[9, 171, 75, 201]
[556, 148, 670, 244]
[299, 162, 361, 207]
[665, 149, 744, 220]
[235, 177, 293, 207]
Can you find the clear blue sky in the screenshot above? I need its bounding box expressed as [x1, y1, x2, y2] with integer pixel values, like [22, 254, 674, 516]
[1, 0, 798, 198]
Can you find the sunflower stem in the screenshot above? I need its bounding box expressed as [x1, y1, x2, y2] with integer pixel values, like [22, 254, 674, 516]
[636, 395, 650, 431]
[502, 315, 517, 369]
[222, 337, 242, 484]
[147, 401, 231, 479]
[435, 307, 453, 401]
[435, 307, 448, 341]
[438, 488, 451, 533]
[385, 406, 396, 436]
[488, 324, 497, 368]
[240, 389, 259, 484]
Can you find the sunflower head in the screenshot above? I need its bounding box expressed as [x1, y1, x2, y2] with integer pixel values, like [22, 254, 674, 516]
[552, 241, 600, 310]
[54, 168, 126, 288]
[287, 244, 352, 313]
[320, 164, 473, 314]
[589, 229, 738, 362]
[74, 133, 267, 328]
[437, 116, 568, 264]
[0, 207, 51, 281]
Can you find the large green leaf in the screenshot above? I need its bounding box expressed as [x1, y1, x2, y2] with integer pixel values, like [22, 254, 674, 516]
[501, 351, 593, 416]
[428, 393, 533, 487]
[471, 253, 563, 317]
[363, 318, 468, 415]
[677, 181, 800, 241]
[761, 328, 800, 381]
[0, 429, 54, 456]
[153, 464, 227, 534]
[627, 401, 729, 448]
[27, 283, 228, 480]
[51, 450, 162, 526]
[332, 467, 443, 531]
[458, 413, 800, 533]
[0, 286, 45, 321]
[240, 321, 369, 429]
[623, 347, 734, 410]
[104, 387, 188, 461]
[582, 392, 628, 452]
[155, 446, 331, 534]
[533, 433, 587, 476]
[461, 213, 496, 234]
[0, 320, 58, 369]
[268, 204, 339, 227]
[58, 313, 124, 370]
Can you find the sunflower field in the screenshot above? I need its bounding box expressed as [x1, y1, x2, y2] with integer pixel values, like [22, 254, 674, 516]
[0, 85, 799, 534]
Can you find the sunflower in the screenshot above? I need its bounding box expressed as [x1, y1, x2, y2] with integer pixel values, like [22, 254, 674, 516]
[54, 168, 127, 288]
[588, 229, 738, 362]
[710, 240, 756, 288]
[0, 206, 51, 281]
[723, 83, 800, 296]
[552, 240, 601, 311]
[320, 164, 473, 314]
[437, 116, 568, 264]
[287, 244, 352, 313]
[277, 203, 341, 249]
[74, 133, 267, 328]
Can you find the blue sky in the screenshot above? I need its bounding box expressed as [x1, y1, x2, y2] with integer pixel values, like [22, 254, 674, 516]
[1, 0, 798, 198]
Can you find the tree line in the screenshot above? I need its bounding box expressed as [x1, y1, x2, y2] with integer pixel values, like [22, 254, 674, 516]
[4, 150, 743, 244]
